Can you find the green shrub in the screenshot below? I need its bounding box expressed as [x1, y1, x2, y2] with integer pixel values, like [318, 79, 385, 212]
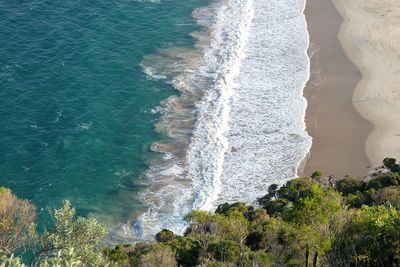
[277, 177, 315, 202]
[208, 240, 240, 263]
[103, 244, 133, 266]
[383, 158, 397, 169]
[330, 206, 400, 266]
[34, 200, 107, 266]
[246, 230, 269, 251]
[155, 229, 176, 243]
[264, 198, 288, 216]
[0, 188, 36, 257]
[336, 178, 361, 196]
[168, 237, 200, 267]
[311, 171, 323, 180]
[371, 187, 400, 208]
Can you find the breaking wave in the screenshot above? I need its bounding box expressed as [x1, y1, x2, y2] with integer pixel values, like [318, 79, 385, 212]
[119, 0, 311, 240]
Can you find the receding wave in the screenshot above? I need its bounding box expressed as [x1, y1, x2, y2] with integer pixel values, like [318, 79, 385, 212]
[131, 0, 254, 239]
[218, 0, 311, 204]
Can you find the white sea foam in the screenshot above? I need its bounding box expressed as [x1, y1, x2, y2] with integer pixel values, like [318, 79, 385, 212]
[218, 0, 311, 204]
[140, 64, 167, 81]
[133, 0, 161, 4]
[76, 122, 92, 131]
[132, 0, 255, 239]
[188, 0, 254, 212]
[129, 0, 311, 240]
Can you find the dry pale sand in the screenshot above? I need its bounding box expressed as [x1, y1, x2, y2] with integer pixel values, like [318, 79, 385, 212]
[303, 0, 372, 178]
[331, 0, 400, 168]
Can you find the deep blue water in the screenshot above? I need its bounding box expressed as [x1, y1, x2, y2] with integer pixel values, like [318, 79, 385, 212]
[0, 0, 203, 226]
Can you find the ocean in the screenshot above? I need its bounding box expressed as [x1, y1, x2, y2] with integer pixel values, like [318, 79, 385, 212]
[0, 0, 311, 242]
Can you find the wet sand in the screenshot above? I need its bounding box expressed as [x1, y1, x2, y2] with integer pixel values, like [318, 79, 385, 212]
[302, 0, 373, 178]
[331, 0, 400, 169]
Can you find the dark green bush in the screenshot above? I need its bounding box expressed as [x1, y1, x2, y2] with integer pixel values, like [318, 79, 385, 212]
[336, 177, 362, 196]
[208, 240, 240, 263]
[265, 198, 288, 216]
[246, 230, 269, 251]
[155, 229, 176, 243]
[277, 177, 315, 202]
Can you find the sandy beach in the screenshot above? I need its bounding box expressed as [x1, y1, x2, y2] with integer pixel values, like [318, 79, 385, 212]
[331, 0, 400, 169]
[303, 0, 372, 178]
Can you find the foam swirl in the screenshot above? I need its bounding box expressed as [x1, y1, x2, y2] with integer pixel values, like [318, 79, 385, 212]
[133, 0, 255, 238]
[127, 0, 311, 240]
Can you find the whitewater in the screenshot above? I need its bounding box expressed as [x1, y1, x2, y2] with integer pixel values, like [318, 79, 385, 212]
[218, 0, 312, 204]
[126, 0, 311, 240]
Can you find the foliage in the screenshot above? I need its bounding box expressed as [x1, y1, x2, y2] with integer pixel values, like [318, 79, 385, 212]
[208, 240, 240, 263]
[155, 229, 176, 243]
[3, 158, 400, 266]
[370, 186, 400, 208]
[33, 200, 108, 266]
[138, 245, 177, 267]
[336, 171, 400, 208]
[0, 188, 36, 258]
[0, 254, 25, 267]
[103, 244, 133, 266]
[329, 206, 400, 266]
[383, 157, 400, 172]
[336, 177, 361, 196]
[276, 177, 316, 202]
[40, 248, 83, 267]
[167, 236, 200, 267]
[1, 248, 83, 267]
[311, 171, 323, 180]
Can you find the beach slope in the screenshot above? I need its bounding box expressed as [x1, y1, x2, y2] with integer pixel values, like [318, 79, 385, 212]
[332, 0, 400, 168]
[303, 0, 372, 177]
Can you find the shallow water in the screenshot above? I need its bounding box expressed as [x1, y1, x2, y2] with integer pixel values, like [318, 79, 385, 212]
[0, 0, 203, 235]
[0, 0, 311, 242]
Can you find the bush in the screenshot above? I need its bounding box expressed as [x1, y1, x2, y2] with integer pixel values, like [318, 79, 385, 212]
[277, 177, 315, 202]
[258, 184, 279, 207]
[264, 198, 288, 216]
[311, 170, 323, 180]
[0, 188, 36, 257]
[103, 244, 133, 266]
[246, 230, 269, 251]
[383, 158, 400, 172]
[155, 229, 176, 243]
[330, 206, 400, 266]
[34, 200, 108, 266]
[247, 209, 268, 224]
[138, 245, 176, 267]
[3, 158, 400, 266]
[208, 240, 240, 263]
[168, 237, 200, 267]
[383, 158, 397, 169]
[246, 250, 273, 267]
[371, 187, 400, 208]
[215, 202, 250, 216]
[336, 178, 361, 196]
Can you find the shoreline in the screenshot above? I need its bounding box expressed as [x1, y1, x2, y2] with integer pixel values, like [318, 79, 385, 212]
[218, 0, 311, 204]
[134, 0, 256, 239]
[331, 0, 400, 169]
[302, 0, 373, 178]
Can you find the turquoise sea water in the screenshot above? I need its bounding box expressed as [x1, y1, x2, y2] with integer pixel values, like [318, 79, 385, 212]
[0, 0, 203, 227]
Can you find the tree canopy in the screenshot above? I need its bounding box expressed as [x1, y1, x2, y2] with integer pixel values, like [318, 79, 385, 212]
[2, 158, 400, 266]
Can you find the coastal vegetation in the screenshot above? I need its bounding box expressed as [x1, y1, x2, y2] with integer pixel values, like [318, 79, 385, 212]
[1, 158, 400, 266]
